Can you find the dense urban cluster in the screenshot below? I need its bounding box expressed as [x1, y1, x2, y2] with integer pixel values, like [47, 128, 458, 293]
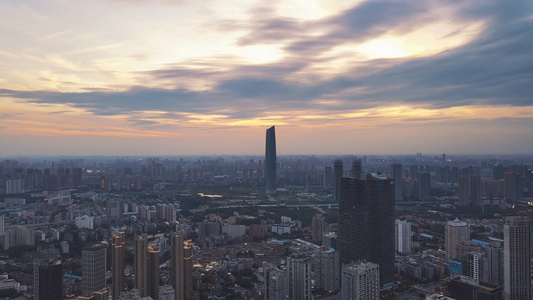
[0, 129, 532, 300]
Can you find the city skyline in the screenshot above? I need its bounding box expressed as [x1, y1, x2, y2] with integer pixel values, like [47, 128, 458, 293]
[1, 0, 533, 156]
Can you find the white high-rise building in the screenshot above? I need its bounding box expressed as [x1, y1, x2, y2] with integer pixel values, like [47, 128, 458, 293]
[341, 261, 380, 300]
[75, 215, 94, 230]
[503, 216, 531, 300]
[287, 256, 311, 300]
[445, 218, 469, 262]
[395, 220, 412, 254]
[263, 262, 287, 300]
[5, 179, 23, 194]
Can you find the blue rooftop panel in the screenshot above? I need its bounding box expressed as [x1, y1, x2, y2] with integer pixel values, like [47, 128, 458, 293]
[472, 239, 491, 245]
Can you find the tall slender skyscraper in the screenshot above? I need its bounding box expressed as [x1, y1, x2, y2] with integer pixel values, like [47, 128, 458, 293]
[338, 175, 395, 286]
[135, 236, 161, 300]
[171, 231, 185, 300]
[135, 234, 149, 297]
[112, 232, 125, 300]
[147, 244, 160, 300]
[184, 239, 193, 300]
[172, 231, 193, 300]
[265, 126, 277, 194]
[503, 215, 531, 300]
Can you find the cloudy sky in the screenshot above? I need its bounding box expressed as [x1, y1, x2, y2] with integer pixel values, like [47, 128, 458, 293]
[1, 0, 532, 156]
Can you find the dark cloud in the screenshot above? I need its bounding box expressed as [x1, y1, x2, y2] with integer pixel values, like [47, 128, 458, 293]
[127, 119, 161, 127]
[48, 110, 75, 115]
[239, 0, 430, 55]
[352, 13, 533, 107]
[327, 0, 425, 37]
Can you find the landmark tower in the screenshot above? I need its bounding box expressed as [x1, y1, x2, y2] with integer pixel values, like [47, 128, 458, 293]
[265, 126, 277, 194]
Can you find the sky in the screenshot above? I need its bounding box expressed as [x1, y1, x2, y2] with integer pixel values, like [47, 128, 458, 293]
[0, 0, 532, 156]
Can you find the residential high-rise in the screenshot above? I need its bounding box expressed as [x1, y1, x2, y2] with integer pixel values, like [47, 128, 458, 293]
[391, 164, 403, 202]
[504, 172, 521, 204]
[263, 262, 287, 300]
[503, 215, 531, 300]
[323, 232, 337, 249]
[112, 232, 126, 300]
[34, 258, 63, 300]
[157, 204, 177, 223]
[265, 126, 277, 194]
[445, 219, 470, 262]
[417, 172, 431, 201]
[395, 220, 411, 254]
[183, 240, 193, 299]
[134, 234, 149, 297]
[147, 244, 160, 300]
[484, 241, 504, 287]
[314, 247, 340, 292]
[453, 240, 504, 286]
[338, 175, 395, 286]
[324, 166, 333, 187]
[287, 256, 312, 300]
[351, 160, 362, 179]
[458, 175, 481, 206]
[82, 244, 107, 297]
[311, 214, 325, 245]
[171, 231, 185, 300]
[333, 159, 343, 202]
[409, 166, 419, 180]
[341, 261, 380, 300]
[107, 199, 123, 219]
[171, 231, 193, 300]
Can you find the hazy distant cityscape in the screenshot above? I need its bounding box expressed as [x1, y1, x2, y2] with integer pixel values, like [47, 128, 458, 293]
[0, 125, 531, 300]
[2, 0, 533, 298]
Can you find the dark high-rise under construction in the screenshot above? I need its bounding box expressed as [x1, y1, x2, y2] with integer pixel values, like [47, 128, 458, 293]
[337, 175, 395, 286]
[265, 126, 277, 194]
